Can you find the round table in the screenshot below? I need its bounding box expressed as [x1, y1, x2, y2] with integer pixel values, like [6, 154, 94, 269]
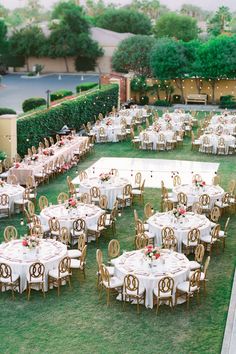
[0, 239, 67, 292]
[162, 112, 193, 123]
[210, 114, 236, 125]
[140, 130, 175, 150]
[92, 124, 123, 143]
[172, 184, 225, 208]
[79, 176, 129, 209]
[0, 183, 25, 213]
[207, 123, 236, 135]
[199, 133, 235, 154]
[154, 120, 184, 132]
[112, 249, 190, 308]
[40, 203, 104, 232]
[148, 211, 211, 252]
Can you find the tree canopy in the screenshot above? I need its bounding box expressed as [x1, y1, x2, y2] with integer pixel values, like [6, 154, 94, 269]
[154, 13, 199, 42]
[207, 6, 232, 36]
[112, 35, 155, 76]
[95, 8, 152, 35]
[128, 0, 169, 20]
[0, 20, 8, 54]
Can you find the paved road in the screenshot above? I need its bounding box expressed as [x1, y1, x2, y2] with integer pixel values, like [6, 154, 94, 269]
[0, 73, 99, 113]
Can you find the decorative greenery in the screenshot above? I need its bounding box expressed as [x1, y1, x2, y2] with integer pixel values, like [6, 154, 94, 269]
[139, 95, 149, 105]
[0, 150, 6, 160]
[219, 95, 236, 108]
[50, 89, 73, 102]
[17, 84, 118, 156]
[112, 35, 155, 76]
[0, 107, 16, 115]
[76, 82, 98, 93]
[154, 13, 199, 42]
[22, 97, 46, 113]
[95, 8, 152, 34]
[154, 99, 172, 106]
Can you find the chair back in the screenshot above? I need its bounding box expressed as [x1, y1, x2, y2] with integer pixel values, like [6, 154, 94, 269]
[26, 175, 34, 189]
[199, 194, 210, 206]
[191, 202, 202, 214]
[79, 170, 88, 181]
[173, 175, 181, 187]
[30, 225, 44, 238]
[77, 234, 86, 251]
[27, 200, 35, 216]
[134, 172, 142, 186]
[158, 276, 174, 296]
[4, 226, 18, 242]
[72, 218, 86, 234]
[162, 233, 177, 250]
[135, 233, 149, 249]
[80, 245, 87, 268]
[187, 228, 200, 245]
[161, 226, 175, 239]
[195, 244, 205, 263]
[0, 263, 13, 282]
[57, 192, 69, 204]
[8, 174, 18, 185]
[211, 224, 220, 240]
[136, 219, 145, 234]
[80, 193, 91, 204]
[100, 264, 111, 286]
[144, 203, 153, 219]
[124, 274, 140, 295]
[29, 262, 45, 281]
[189, 269, 201, 290]
[108, 239, 120, 259]
[203, 256, 210, 277]
[96, 249, 103, 269]
[90, 186, 101, 199]
[58, 256, 71, 277]
[0, 194, 9, 207]
[210, 206, 221, 222]
[39, 195, 49, 211]
[177, 192, 187, 205]
[123, 184, 132, 197]
[49, 217, 60, 232]
[99, 195, 108, 209]
[60, 227, 70, 245]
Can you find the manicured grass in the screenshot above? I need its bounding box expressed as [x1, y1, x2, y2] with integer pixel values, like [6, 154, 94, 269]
[0, 112, 235, 354]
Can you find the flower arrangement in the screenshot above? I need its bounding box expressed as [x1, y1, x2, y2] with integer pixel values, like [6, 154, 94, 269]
[43, 149, 54, 156]
[172, 204, 186, 218]
[30, 154, 38, 161]
[106, 119, 113, 126]
[144, 245, 160, 261]
[192, 175, 206, 188]
[66, 198, 78, 209]
[99, 173, 111, 182]
[153, 124, 161, 132]
[57, 140, 65, 147]
[164, 114, 172, 122]
[14, 163, 20, 168]
[22, 235, 40, 249]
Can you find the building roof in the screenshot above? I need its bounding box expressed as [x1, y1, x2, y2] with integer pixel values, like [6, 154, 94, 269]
[90, 27, 133, 47]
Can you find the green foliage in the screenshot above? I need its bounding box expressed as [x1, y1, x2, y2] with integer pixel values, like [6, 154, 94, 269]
[139, 95, 149, 105]
[22, 97, 46, 112]
[219, 95, 236, 108]
[112, 35, 155, 76]
[75, 56, 97, 72]
[95, 8, 152, 35]
[0, 107, 16, 115]
[0, 150, 6, 160]
[1, 54, 25, 68]
[76, 82, 98, 93]
[154, 99, 172, 106]
[17, 84, 118, 156]
[50, 89, 73, 102]
[129, 0, 168, 20]
[0, 19, 8, 54]
[51, 0, 78, 19]
[208, 6, 232, 36]
[154, 13, 199, 42]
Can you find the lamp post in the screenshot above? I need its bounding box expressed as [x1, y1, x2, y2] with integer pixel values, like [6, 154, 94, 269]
[46, 89, 51, 109]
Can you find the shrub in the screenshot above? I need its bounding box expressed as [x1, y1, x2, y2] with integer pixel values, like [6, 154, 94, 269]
[0, 107, 16, 115]
[139, 95, 149, 105]
[22, 98, 46, 112]
[0, 151, 6, 160]
[172, 94, 181, 103]
[50, 89, 73, 102]
[27, 71, 36, 77]
[219, 95, 236, 108]
[154, 99, 172, 107]
[76, 82, 98, 93]
[17, 84, 119, 156]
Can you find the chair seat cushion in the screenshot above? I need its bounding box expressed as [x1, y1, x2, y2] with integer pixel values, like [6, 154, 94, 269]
[14, 199, 29, 205]
[68, 249, 82, 258]
[200, 234, 215, 243]
[125, 283, 145, 296]
[189, 271, 204, 281]
[176, 281, 198, 293]
[70, 259, 82, 269]
[189, 261, 201, 270]
[107, 266, 114, 276]
[0, 273, 19, 283]
[27, 276, 44, 283]
[103, 276, 123, 289]
[48, 269, 69, 279]
[215, 202, 229, 208]
[153, 288, 172, 298]
[132, 190, 141, 196]
[182, 240, 198, 247]
[219, 230, 225, 238]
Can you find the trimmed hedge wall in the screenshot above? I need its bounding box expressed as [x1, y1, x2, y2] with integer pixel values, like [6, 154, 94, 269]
[22, 98, 46, 112]
[17, 84, 119, 156]
[0, 107, 16, 115]
[50, 89, 73, 101]
[76, 82, 98, 93]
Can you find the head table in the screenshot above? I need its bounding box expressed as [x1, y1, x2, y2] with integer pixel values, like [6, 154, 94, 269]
[172, 184, 225, 208]
[112, 249, 190, 308]
[148, 211, 211, 252]
[0, 182, 25, 213]
[79, 176, 129, 209]
[0, 239, 67, 292]
[40, 202, 104, 234]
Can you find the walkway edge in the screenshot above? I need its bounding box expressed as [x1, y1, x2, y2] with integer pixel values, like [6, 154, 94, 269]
[221, 269, 236, 354]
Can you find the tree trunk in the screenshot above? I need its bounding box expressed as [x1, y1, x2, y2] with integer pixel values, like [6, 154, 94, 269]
[194, 78, 201, 93]
[176, 78, 184, 103]
[26, 57, 29, 72]
[64, 57, 69, 73]
[210, 80, 216, 104]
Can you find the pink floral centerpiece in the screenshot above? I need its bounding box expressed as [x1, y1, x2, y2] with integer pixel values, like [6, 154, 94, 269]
[144, 245, 160, 261]
[99, 173, 111, 182]
[66, 198, 78, 209]
[57, 140, 65, 147]
[14, 163, 20, 168]
[172, 204, 186, 219]
[106, 119, 113, 126]
[164, 114, 172, 122]
[43, 149, 54, 156]
[31, 154, 38, 161]
[192, 175, 206, 188]
[153, 124, 161, 132]
[22, 235, 40, 249]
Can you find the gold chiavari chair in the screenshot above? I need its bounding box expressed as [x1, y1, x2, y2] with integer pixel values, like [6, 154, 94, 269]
[161, 227, 177, 251]
[144, 202, 154, 221]
[70, 218, 86, 245]
[189, 244, 205, 271]
[68, 234, 86, 259]
[4, 226, 18, 243]
[199, 194, 211, 215]
[99, 195, 108, 210]
[87, 213, 106, 244]
[70, 245, 87, 279]
[215, 192, 231, 214]
[99, 263, 123, 306]
[132, 179, 145, 204]
[30, 225, 44, 238]
[175, 269, 201, 310]
[123, 274, 145, 314]
[108, 239, 120, 263]
[177, 192, 188, 206]
[182, 228, 200, 254]
[57, 192, 69, 204]
[154, 276, 174, 313]
[96, 249, 114, 288]
[117, 184, 133, 209]
[90, 186, 101, 204]
[8, 174, 18, 185]
[0, 263, 20, 299]
[27, 262, 45, 300]
[132, 172, 142, 190]
[135, 219, 154, 243]
[48, 217, 61, 239]
[48, 256, 71, 296]
[0, 194, 10, 217]
[38, 195, 49, 211]
[135, 233, 149, 250]
[173, 175, 181, 187]
[200, 224, 220, 255]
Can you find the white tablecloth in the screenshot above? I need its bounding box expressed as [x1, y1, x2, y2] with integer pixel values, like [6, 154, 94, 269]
[210, 114, 236, 125]
[0, 183, 25, 213]
[199, 134, 235, 154]
[162, 112, 193, 123]
[148, 212, 211, 252]
[172, 184, 224, 208]
[79, 176, 129, 209]
[0, 239, 67, 292]
[40, 203, 104, 232]
[8, 136, 88, 185]
[154, 120, 184, 132]
[112, 249, 190, 308]
[92, 124, 123, 143]
[207, 123, 236, 135]
[140, 130, 175, 150]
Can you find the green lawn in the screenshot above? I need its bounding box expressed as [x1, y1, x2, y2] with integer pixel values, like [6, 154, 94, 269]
[0, 112, 235, 354]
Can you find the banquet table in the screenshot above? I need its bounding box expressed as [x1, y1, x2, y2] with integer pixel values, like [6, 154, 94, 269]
[139, 130, 175, 150]
[8, 136, 88, 185]
[172, 184, 225, 208]
[148, 211, 211, 252]
[0, 239, 67, 292]
[162, 112, 193, 123]
[112, 249, 190, 308]
[206, 124, 236, 135]
[0, 183, 25, 213]
[210, 114, 236, 125]
[92, 123, 123, 143]
[199, 133, 235, 154]
[153, 119, 184, 132]
[40, 202, 104, 234]
[79, 176, 129, 209]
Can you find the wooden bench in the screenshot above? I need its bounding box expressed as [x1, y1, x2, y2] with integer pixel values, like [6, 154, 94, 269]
[185, 94, 207, 105]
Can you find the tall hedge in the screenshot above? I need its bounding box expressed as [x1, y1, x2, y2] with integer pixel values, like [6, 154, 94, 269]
[17, 84, 119, 156]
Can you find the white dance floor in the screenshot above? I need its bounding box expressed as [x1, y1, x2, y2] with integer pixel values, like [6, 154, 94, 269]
[73, 157, 220, 188]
